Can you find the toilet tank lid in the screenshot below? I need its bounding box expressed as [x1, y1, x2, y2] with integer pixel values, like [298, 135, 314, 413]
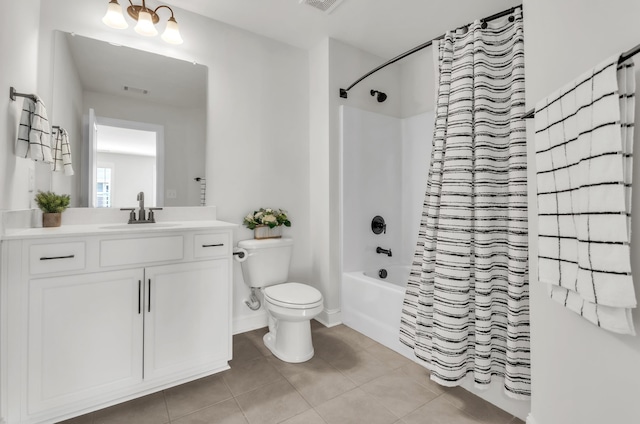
[238, 237, 293, 250]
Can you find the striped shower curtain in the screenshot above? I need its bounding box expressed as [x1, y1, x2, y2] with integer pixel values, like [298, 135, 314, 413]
[399, 8, 530, 399]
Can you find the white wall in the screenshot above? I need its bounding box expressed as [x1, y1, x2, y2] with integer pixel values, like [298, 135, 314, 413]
[524, 1, 640, 424]
[0, 0, 41, 211]
[308, 38, 403, 325]
[48, 31, 83, 206]
[83, 91, 204, 207]
[36, 0, 310, 334]
[97, 152, 155, 208]
[308, 39, 333, 325]
[400, 48, 437, 118]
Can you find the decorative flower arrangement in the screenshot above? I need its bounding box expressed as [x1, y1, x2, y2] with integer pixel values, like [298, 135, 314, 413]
[243, 208, 291, 229]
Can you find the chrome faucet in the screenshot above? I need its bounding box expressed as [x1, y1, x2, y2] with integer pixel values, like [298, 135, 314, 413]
[137, 192, 145, 221]
[376, 247, 392, 257]
[120, 191, 162, 224]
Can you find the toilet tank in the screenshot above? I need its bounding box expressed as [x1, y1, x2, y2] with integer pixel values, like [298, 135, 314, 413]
[237, 238, 293, 288]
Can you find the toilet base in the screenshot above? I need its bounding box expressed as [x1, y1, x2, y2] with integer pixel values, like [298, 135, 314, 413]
[263, 320, 315, 363]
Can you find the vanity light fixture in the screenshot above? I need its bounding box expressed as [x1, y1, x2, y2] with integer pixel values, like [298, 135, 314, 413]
[102, 0, 183, 45]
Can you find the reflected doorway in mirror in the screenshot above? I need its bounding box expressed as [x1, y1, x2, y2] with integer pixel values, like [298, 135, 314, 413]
[87, 113, 164, 208]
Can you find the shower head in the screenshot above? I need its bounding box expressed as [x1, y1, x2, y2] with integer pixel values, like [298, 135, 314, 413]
[370, 89, 387, 103]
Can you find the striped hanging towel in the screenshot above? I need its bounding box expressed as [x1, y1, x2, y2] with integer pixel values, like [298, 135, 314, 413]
[16, 96, 53, 163]
[51, 127, 75, 176]
[534, 56, 637, 335]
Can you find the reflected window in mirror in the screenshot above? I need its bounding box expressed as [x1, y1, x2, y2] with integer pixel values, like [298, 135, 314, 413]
[96, 166, 112, 208]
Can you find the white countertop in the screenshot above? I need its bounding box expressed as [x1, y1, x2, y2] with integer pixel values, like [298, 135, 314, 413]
[2, 220, 237, 240]
[0, 207, 239, 240]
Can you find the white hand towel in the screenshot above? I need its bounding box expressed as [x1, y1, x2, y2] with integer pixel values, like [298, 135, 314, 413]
[534, 56, 636, 335]
[15, 96, 53, 163]
[51, 127, 75, 176]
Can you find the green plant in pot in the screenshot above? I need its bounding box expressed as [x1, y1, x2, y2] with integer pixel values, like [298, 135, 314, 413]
[35, 191, 70, 227]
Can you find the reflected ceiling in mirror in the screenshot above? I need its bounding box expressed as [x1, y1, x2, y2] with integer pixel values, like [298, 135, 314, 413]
[50, 31, 208, 208]
[66, 33, 205, 109]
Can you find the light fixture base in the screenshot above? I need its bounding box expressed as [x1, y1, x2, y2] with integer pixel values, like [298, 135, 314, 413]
[127, 5, 159, 24]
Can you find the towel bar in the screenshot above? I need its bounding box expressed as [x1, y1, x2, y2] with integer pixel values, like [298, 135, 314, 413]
[9, 86, 37, 102]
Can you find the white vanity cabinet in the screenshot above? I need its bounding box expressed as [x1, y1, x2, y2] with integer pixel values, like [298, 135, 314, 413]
[28, 269, 145, 414]
[1, 224, 234, 424]
[143, 260, 229, 382]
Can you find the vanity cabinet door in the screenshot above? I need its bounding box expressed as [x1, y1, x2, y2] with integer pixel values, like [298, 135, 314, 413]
[143, 260, 230, 382]
[27, 269, 144, 414]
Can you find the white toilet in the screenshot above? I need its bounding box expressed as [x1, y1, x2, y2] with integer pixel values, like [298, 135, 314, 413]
[238, 238, 323, 363]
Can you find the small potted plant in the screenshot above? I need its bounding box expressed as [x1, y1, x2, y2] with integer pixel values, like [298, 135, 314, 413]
[35, 191, 70, 227]
[243, 208, 291, 239]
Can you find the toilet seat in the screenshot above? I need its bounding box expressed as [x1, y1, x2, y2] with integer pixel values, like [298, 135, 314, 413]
[263, 282, 323, 309]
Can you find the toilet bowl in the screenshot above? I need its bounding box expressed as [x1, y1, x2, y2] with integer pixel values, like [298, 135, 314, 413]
[263, 282, 323, 362]
[237, 238, 324, 363]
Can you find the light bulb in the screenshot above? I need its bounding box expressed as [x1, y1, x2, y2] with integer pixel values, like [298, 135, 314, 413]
[161, 17, 183, 44]
[102, 0, 128, 29]
[134, 10, 158, 36]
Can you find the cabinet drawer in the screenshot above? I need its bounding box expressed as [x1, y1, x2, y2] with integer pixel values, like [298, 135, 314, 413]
[194, 233, 230, 258]
[29, 242, 86, 275]
[100, 236, 183, 267]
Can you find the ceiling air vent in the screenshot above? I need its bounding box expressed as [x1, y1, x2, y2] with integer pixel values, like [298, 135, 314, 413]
[123, 86, 149, 95]
[299, 0, 345, 14]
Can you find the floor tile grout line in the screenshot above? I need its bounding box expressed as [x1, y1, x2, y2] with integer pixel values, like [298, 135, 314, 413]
[161, 390, 171, 424]
[225, 373, 287, 398]
[272, 356, 347, 411]
[231, 376, 311, 424]
[163, 392, 236, 422]
[230, 395, 251, 424]
[436, 392, 498, 424]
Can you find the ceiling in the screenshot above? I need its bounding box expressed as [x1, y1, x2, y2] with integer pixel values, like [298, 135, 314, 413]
[96, 125, 157, 157]
[162, 0, 522, 59]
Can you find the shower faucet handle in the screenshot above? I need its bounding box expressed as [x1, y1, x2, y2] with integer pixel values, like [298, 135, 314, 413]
[371, 215, 386, 234]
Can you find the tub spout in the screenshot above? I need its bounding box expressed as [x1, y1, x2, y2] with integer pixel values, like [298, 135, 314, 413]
[376, 247, 392, 257]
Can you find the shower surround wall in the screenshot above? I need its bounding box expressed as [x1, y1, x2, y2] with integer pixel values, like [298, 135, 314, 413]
[340, 106, 433, 273]
[341, 106, 402, 273]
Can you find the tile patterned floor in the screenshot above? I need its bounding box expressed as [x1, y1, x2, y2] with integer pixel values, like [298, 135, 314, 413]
[60, 322, 526, 424]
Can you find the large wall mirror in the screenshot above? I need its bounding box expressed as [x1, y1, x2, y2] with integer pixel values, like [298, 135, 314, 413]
[49, 31, 207, 208]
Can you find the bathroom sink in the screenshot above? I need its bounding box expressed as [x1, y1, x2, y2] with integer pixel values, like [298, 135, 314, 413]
[99, 223, 181, 230]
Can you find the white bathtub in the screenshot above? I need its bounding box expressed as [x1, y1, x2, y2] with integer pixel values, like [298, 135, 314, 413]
[341, 265, 415, 359]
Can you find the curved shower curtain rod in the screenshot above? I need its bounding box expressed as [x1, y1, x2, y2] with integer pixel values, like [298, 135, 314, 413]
[338, 5, 522, 99]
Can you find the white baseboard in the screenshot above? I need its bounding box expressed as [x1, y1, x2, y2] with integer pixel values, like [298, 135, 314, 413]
[315, 308, 342, 328]
[526, 413, 538, 424]
[232, 312, 268, 335]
